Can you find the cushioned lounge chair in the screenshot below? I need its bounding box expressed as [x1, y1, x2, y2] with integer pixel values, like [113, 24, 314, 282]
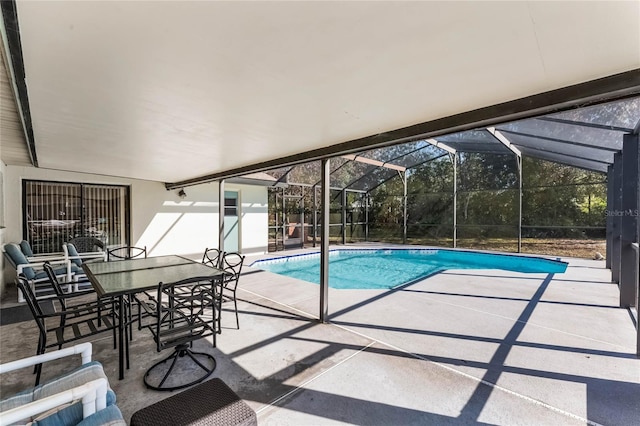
[0, 342, 125, 426]
[3, 243, 71, 302]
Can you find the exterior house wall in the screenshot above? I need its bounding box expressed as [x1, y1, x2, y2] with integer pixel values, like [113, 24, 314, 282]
[1, 165, 268, 299]
[0, 161, 5, 296]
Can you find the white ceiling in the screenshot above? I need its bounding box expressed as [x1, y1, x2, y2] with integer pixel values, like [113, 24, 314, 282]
[6, 1, 640, 183]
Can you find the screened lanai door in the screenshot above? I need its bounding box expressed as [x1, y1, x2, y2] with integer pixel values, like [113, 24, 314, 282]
[284, 195, 305, 250]
[23, 180, 129, 254]
[268, 187, 312, 252]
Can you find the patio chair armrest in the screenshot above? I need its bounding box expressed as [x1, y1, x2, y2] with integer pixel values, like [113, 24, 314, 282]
[0, 343, 92, 374]
[17, 259, 69, 272]
[68, 251, 108, 262]
[27, 252, 66, 262]
[18, 260, 74, 284]
[0, 378, 108, 426]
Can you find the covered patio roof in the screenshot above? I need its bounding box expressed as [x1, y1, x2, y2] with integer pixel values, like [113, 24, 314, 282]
[1, 1, 639, 186]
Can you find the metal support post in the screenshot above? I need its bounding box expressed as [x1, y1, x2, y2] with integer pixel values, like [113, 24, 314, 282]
[300, 187, 305, 249]
[486, 127, 523, 252]
[282, 187, 286, 250]
[452, 153, 457, 248]
[341, 189, 347, 245]
[313, 186, 317, 248]
[620, 134, 639, 307]
[402, 171, 408, 245]
[637, 130, 640, 358]
[606, 165, 614, 270]
[518, 154, 523, 253]
[320, 159, 330, 323]
[612, 152, 623, 284]
[365, 193, 369, 242]
[218, 180, 225, 253]
[635, 242, 640, 358]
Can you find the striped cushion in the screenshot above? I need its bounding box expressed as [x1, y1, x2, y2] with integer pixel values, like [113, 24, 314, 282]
[0, 362, 116, 426]
[75, 405, 126, 426]
[0, 390, 32, 416]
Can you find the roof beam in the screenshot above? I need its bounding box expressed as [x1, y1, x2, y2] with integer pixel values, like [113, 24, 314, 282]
[518, 146, 609, 173]
[514, 143, 611, 165]
[486, 127, 521, 157]
[425, 138, 456, 154]
[272, 166, 295, 186]
[342, 152, 448, 191]
[308, 157, 356, 189]
[340, 154, 406, 171]
[536, 116, 633, 133]
[367, 154, 448, 193]
[339, 143, 441, 191]
[506, 137, 613, 163]
[496, 128, 621, 152]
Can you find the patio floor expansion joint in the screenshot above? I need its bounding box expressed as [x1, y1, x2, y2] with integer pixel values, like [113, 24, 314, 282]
[330, 322, 604, 426]
[256, 341, 377, 417]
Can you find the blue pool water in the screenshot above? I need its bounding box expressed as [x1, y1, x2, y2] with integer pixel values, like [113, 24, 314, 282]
[251, 249, 567, 290]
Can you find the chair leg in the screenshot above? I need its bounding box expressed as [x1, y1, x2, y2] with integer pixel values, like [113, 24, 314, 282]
[58, 315, 67, 350]
[216, 299, 222, 335]
[112, 318, 117, 350]
[125, 295, 133, 341]
[125, 316, 130, 370]
[35, 362, 43, 387]
[233, 297, 239, 329]
[33, 336, 45, 374]
[34, 333, 46, 386]
[214, 313, 218, 347]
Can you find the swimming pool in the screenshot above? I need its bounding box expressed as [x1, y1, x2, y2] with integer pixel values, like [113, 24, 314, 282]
[251, 248, 568, 289]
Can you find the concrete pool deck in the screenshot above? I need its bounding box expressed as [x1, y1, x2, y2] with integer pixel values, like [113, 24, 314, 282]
[1, 245, 638, 425]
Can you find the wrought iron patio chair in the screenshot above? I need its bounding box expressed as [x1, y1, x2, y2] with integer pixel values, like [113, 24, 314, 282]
[107, 245, 147, 261]
[202, 247, 223, 268]
[43, 263, 116, 331]
[4, 243, 71, 301]
[16, 277, 118, 386]
[68, 236, 105, 254]
[219, 252, 245, 330]
[142, 275, 223, 391]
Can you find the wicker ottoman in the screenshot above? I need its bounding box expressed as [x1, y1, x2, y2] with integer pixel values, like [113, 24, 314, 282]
[130, 378, 257, 426]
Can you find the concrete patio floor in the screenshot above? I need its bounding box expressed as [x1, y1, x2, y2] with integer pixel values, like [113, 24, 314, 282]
[1, 246, 639, 425]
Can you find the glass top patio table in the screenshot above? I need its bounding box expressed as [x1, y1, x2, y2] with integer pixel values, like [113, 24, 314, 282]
[82, 255, 225, 380]
[82, 255, 224, 297]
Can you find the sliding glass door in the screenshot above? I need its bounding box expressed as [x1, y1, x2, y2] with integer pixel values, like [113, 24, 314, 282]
[23, 180, 129, 254]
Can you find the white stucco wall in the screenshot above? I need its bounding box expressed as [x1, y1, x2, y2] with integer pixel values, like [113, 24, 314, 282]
[1, 165, 268, 297]
[0, 161, 6, 297]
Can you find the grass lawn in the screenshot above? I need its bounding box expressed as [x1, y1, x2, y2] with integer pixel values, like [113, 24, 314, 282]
[270, 236, 606, 260]
[405, 237, 606, 259]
